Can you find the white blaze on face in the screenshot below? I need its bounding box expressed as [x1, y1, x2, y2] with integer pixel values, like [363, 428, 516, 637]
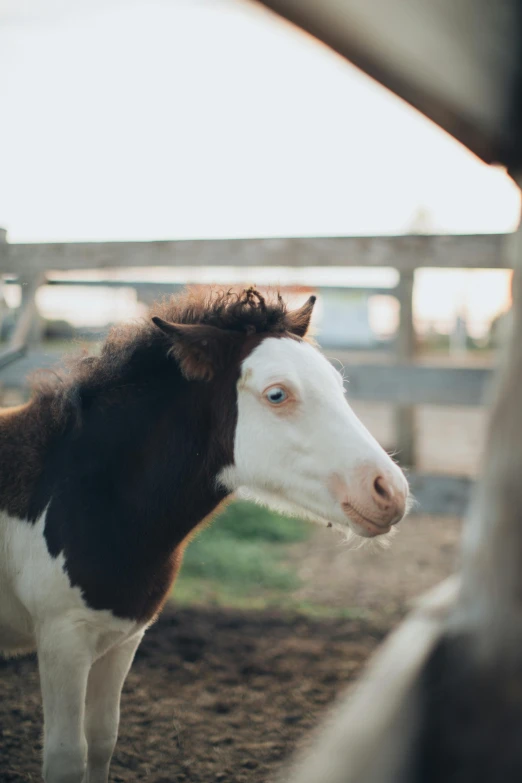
[224, 337, 409, 539]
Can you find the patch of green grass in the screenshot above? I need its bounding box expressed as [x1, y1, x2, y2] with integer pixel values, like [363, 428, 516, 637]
[209, 500, 310, 543]
[172, 501, 379, 620]
[180, 532, 300, 590]
[174, 500, 312, 603]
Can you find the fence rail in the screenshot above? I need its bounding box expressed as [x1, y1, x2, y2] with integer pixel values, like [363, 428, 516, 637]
[0, 350, 494, 408]
[345, 362, 493, 406]
[0, 233, 513, 275]
[0, 230, 509, 517]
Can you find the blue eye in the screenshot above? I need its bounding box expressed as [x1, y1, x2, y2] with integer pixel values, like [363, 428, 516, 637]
[266, 386, 288, 404]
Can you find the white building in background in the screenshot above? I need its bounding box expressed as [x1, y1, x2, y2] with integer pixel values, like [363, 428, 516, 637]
[314, 288, 380, 348]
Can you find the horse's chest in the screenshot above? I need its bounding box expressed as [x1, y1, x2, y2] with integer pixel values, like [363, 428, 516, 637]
[0, 553, 34, 653]
[0, 510, 141, 656]
[0, 510, 43, 652]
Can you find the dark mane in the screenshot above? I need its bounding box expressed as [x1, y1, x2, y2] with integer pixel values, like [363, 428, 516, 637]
[152, 286, 289, 333]
[31, 287, 292, 423]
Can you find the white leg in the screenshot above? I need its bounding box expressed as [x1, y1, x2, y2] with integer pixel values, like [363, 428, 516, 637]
[84, 632, 143, 783]
[37, 619, 94, 783]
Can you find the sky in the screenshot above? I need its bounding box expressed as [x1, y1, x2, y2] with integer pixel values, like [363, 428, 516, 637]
[1, 0, 521, 332]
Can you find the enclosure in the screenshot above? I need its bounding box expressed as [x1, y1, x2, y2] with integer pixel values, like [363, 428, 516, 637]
[1, 1, 521, 782]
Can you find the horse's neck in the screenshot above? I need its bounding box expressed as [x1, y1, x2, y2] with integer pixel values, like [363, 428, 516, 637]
[103, 390, 227, 545]
[45, 380, 227, 542]
[0, 380, 230, 553]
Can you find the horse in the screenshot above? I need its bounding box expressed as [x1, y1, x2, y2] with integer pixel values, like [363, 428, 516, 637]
[0, 287, 408, 783]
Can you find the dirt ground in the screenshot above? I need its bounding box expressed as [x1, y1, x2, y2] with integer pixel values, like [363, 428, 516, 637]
[0, 608, 390, 783]
[0, 513, 462, 783]
[290, 514, 462, 615]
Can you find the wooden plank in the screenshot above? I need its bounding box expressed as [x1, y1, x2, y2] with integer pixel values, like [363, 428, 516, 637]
[257, 0, 522, 170]
[0, 348, 67, 384]
[2, 233, 511, 275]
[0, 274, 45, 370]
[0, 229, 6, 278]
[394, 270, 416, 466]
[18, 274, 46, 345]
[345, 363, 492, 406]
[0, 348, 493, 406]
[0, 356, 474, 516]
[37, 279, 395, 297]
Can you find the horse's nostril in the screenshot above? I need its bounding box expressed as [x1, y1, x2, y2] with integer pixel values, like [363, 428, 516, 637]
[371, 474, 407, 524]
[373, 475, 392, 503]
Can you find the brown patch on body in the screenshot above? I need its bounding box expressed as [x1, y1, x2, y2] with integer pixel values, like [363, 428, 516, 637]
[0, 400, 62, 520]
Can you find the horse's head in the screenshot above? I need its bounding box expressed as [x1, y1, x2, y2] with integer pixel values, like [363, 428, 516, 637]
[152, 290, 409, 539]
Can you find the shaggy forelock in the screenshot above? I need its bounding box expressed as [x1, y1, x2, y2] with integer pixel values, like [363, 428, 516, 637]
[151, 287, 290, 334]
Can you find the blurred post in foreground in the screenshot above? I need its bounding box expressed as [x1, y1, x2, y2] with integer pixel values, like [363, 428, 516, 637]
[282, 191, 522, 782]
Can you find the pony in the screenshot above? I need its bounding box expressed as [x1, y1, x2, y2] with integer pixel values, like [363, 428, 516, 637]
[0, 287, 408, 783]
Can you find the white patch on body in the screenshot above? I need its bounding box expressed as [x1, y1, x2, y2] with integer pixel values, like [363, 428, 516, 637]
[221, 337, 409, 538]
[0, 508, 142, 658]
[0, 507, 147, 783]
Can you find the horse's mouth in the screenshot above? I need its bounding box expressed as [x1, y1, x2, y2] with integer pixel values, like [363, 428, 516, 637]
[341, 502, 392, 537]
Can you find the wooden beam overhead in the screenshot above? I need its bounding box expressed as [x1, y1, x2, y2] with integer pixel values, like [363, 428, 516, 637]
[255, 0, 522, 171]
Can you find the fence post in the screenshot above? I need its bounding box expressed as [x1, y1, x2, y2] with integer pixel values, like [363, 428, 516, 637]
[394, 270, 416, 467]
[19, 275, 45, 345]
[0, 228, 6, 272]
[0, 230, 7, 334]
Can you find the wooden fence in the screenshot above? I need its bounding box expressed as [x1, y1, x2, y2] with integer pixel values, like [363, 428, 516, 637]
[0, 229, 513, 517]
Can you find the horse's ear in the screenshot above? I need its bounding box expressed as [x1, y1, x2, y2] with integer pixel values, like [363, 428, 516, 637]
[152, 317, 239, 381]
[287, 295, 316, 337]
